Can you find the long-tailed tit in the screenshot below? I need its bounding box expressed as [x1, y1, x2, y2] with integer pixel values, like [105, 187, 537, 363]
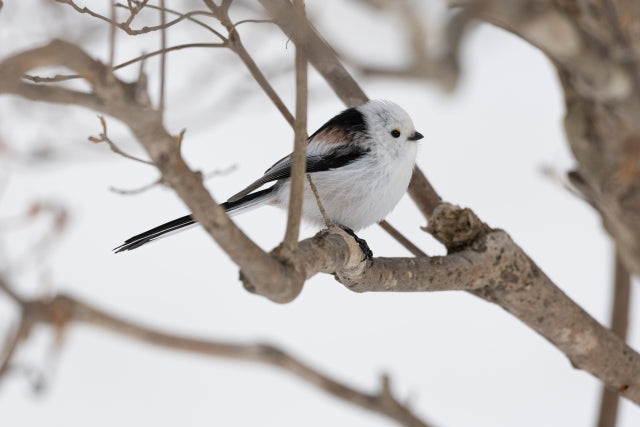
[114, 99, 423, 253]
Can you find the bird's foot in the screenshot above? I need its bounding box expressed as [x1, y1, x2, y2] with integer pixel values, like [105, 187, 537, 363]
[339, 226, 373, 261]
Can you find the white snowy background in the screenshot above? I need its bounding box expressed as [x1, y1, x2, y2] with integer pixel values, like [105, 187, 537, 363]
[1, 1, 639, 426]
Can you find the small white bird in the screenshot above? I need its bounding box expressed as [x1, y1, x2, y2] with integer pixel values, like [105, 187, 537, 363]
[114, 99, 423, 254]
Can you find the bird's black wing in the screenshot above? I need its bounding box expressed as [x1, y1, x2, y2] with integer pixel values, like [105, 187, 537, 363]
[226, 144, 369, 203]
[226, 154, 293, 202]
[228, 106, 368, 202]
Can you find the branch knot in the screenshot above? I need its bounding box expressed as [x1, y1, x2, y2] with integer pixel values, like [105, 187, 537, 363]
[424, 202, 491, 252]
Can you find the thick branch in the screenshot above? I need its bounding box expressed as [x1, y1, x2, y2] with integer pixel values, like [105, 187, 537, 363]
[275, 205, 640, 405]
[0, 40, 303, 304]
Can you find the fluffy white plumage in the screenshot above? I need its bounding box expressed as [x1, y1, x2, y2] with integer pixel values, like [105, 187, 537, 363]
[115, 99, 422, 252]
[271, 100, 420, 230]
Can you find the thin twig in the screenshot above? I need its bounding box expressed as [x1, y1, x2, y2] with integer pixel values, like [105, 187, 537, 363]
[109, 164, 237, 196]
[123, 0, 149, 26]
[56, 0, 114, 26]
[121, 10, 216, 35]
[24, 43, 227, 84]
[230, 36, 295, 127]
[0, 323, 28, 381]
[109, 0, 116, 68]
[114, 43, 227, 72]
[109, 177, 163, 195]
[232, 18, 275, 29]
[408, 168, 441, 219]
[0, 202, 69, 275]
[60, 0, 223, 39]
[89, 116, 153, 165]
[0, 276, 25, 379]
[54, 1, 292, 129]
[205, 0, 295, 127]
[378, 221, 427, 257]
[202, 164, 238, 180]
[306, 174, 331, 228]
[259, 0, 367, 107]
[158, 0, 167, 115]
[116, 3, 225, 40]
[282, 0, 308, 252]
[596, 249, 632, 427]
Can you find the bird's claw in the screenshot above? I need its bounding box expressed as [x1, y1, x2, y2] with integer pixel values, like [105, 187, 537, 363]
[339, 226, 373, 261]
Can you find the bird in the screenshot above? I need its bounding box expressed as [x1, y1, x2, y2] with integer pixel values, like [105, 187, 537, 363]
[114, 99, 423, 255]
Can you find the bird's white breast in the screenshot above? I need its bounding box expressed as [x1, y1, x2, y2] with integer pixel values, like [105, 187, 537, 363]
[275, 142, 417, 230]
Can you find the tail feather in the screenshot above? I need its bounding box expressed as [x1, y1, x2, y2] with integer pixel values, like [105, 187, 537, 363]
[114, 187, 275, 252]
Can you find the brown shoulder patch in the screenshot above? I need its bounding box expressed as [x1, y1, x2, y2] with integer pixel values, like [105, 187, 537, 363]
[312, 126, 351, 145]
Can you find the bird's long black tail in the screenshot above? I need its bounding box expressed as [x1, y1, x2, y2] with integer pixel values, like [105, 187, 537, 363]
[114, 187, 274, 253]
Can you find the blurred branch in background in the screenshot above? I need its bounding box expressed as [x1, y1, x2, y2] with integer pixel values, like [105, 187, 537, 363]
[0, 202, 68, 276]
[0, 274, 432, 427]
[449, 0, 640, 278]
[345, 0, 475, 91]
[596, 251, 633, 427]
[88, 115, 153, 165]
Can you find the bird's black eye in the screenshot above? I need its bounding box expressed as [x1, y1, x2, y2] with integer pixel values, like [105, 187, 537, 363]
[391, 129, 401, 138]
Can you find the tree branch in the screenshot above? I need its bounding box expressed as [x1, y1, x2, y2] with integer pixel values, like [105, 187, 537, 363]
[0, 278, 432, 427]
[0, 39, 304, 303]
[596, 249, 632, 427]
[24, 42, 228, 84]
[378, 220, 427, 257]
[281, 0, 308, 253]
[452, 0, 640, 278]
[158, 0, 167, 115]
[205, 0, 295, 127]
[2, 8, 640, 413]
[88, 115, 153, 165]
[258, 0, 367, 108]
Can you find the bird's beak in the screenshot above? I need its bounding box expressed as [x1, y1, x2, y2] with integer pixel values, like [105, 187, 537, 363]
[408, 131, 424, 141]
